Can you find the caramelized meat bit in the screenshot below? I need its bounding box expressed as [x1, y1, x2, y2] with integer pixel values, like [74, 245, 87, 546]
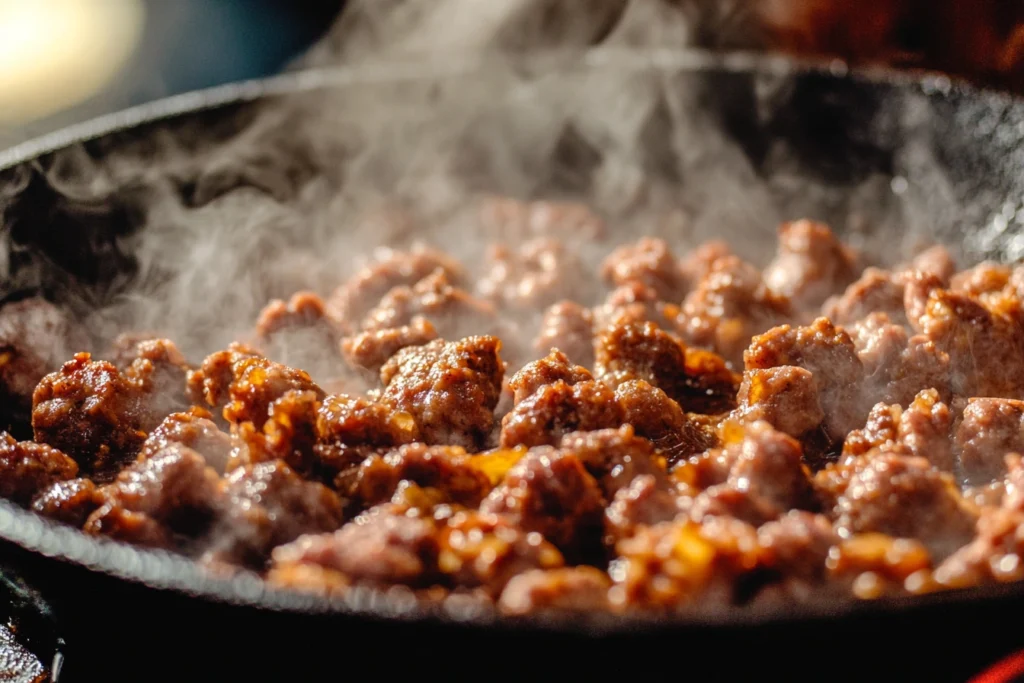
[479, 197, 605, 241]
[85, 443, 221, 548]
[31, 353, 147, 479]
[604, 474, 682, 544]
[139, 410, 235, 473]
[533, 301, 594, 368]
[844, 390, 953, 472]
[560, 425, 666, 497]
[679, 240, 732, 289]
[351, 443, 492, 509]
[763, 219, 857, 311]
[823, 268, 907, 326]
[614, 381, 708, 466]
[595, 321, 738, 415]
[735, 366, 824, 439]
[325, 246, 465, 332]
[918, 289, 1024, 398]
[849, 314, 951, 406]
[30, 478, 101, 527]
[381, 337, 504, 449]
[957, 398, 1024, 484]
[439, 510, 565, 596]
[498, 567, 611, 614]
[905, 245, 956, 283]
[0, 432, 78, 506]
[950, 261, 1012, 298]
[270, 508, 439, 590]
[933, 507, 1024, 589]
[757, 512, 839, 594]
[745, 318, 866, 440]
[362, 269, 497, 341]
[0, 298, 84, 438]
[691, 421, 814, 526]
[609, 517, 764, 610]
[232, 390, 322, 476]
[254, 291, 344, 374]
[478, 238, 586, 309]
[186, 343, 262, 411]
[223, 357, 324, 429]
[481, 447, 605, 559]
[827, 533, 933, 599]
[341, 317, 438, 373]
[680, 255, 791, 367]
[208, 460, 343, 566]
[508, 349, 592, 404]
[601, 237, 685, 301]
[816, 449, 976, 560]
[317, 394, 418, 449]
[500, 380, 622, 449]
[111, 338, 194, 431]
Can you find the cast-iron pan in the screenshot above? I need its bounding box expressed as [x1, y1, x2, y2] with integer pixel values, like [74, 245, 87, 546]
[2, 52, 1024, 682]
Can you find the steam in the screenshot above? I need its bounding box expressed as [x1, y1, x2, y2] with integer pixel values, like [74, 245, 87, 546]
[0, 0, 998, 380]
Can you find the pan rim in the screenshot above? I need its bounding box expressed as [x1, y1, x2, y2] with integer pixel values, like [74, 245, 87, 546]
[1, 47, 1022, 631]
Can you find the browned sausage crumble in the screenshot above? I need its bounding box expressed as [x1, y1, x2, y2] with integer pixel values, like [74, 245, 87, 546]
[5, 203, 1024, 616]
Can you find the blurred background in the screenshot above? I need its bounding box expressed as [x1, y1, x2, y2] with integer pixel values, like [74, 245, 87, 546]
[2, 0, 1024, 152]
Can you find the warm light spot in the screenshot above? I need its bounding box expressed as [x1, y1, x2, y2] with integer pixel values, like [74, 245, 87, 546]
[0, 0, 145, 124]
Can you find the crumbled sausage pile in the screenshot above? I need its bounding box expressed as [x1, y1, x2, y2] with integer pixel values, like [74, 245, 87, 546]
[5, 200, 1024, 615]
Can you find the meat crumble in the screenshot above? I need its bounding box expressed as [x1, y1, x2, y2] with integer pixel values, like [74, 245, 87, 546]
[5, 205, 1024, 616]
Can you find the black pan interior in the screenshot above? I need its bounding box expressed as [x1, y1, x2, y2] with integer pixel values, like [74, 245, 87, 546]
[2, 53, 1024, 639]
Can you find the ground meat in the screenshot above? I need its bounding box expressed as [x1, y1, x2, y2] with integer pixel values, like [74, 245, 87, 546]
[678, 240, 733, 290]
[500, 380, 623, 448]
[481, 446, 605, 560]
[207, 460, 343, 567]
[592, 282, 680, 337]
[361, 269, 498, 342]
[734, 366, 824, 439]
[608, 517, 765, 610]
[815, 449, 976, 560]
[601, 237, 685, 301]
[0, 432, 78, 506]
[849, 314, 952, 406]
[316, 394, 419, 457]
[680, 255, 792, 367]
[498, 567, 611, 614]
[604, 474, 682, 544]
[762, 219, 857, 311]
[479, 197, 606, 242]
[902, 271, 946, 332]
[350, 443, 492, 509]
[690, 421, 814, 526]
[84, 443, 221, 548]
[222, 357, 324, 429]
[341, 317, 438, 373]
[478, 238, 586, 310]
[253, 291, 344, 376]
[757, 512, 839, 591]
[614, 381, 708, 465]
[438, 510, 565, 596]
[186, 343, 263, 412]
[533, 301, 594, 367]
[559, 425, 667, 498]
[595, 321, 738, 415]
[956, 398, 1024, 484]
[0, 298, 85, 439]
[380, 337, 504, 450]
[31, 353, 148, 479]
[325, 246, 465, 333]
[950, 261, 1012, 298]
[843, 390, 953, 472]
[30, 478, 101, 527]
[231, 390, 322, 477]
[918, 288, 1024, 398]
[269, 507, 439, 590]
[823, 268, 907, 326]
[744, 318, 866, 441]
[138, 410, 235, 473]
[904, 245, 957, 283]
[508, 350, 592, 405]
[118, 338, 193, 429]
[933, 507, 1024, 589]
